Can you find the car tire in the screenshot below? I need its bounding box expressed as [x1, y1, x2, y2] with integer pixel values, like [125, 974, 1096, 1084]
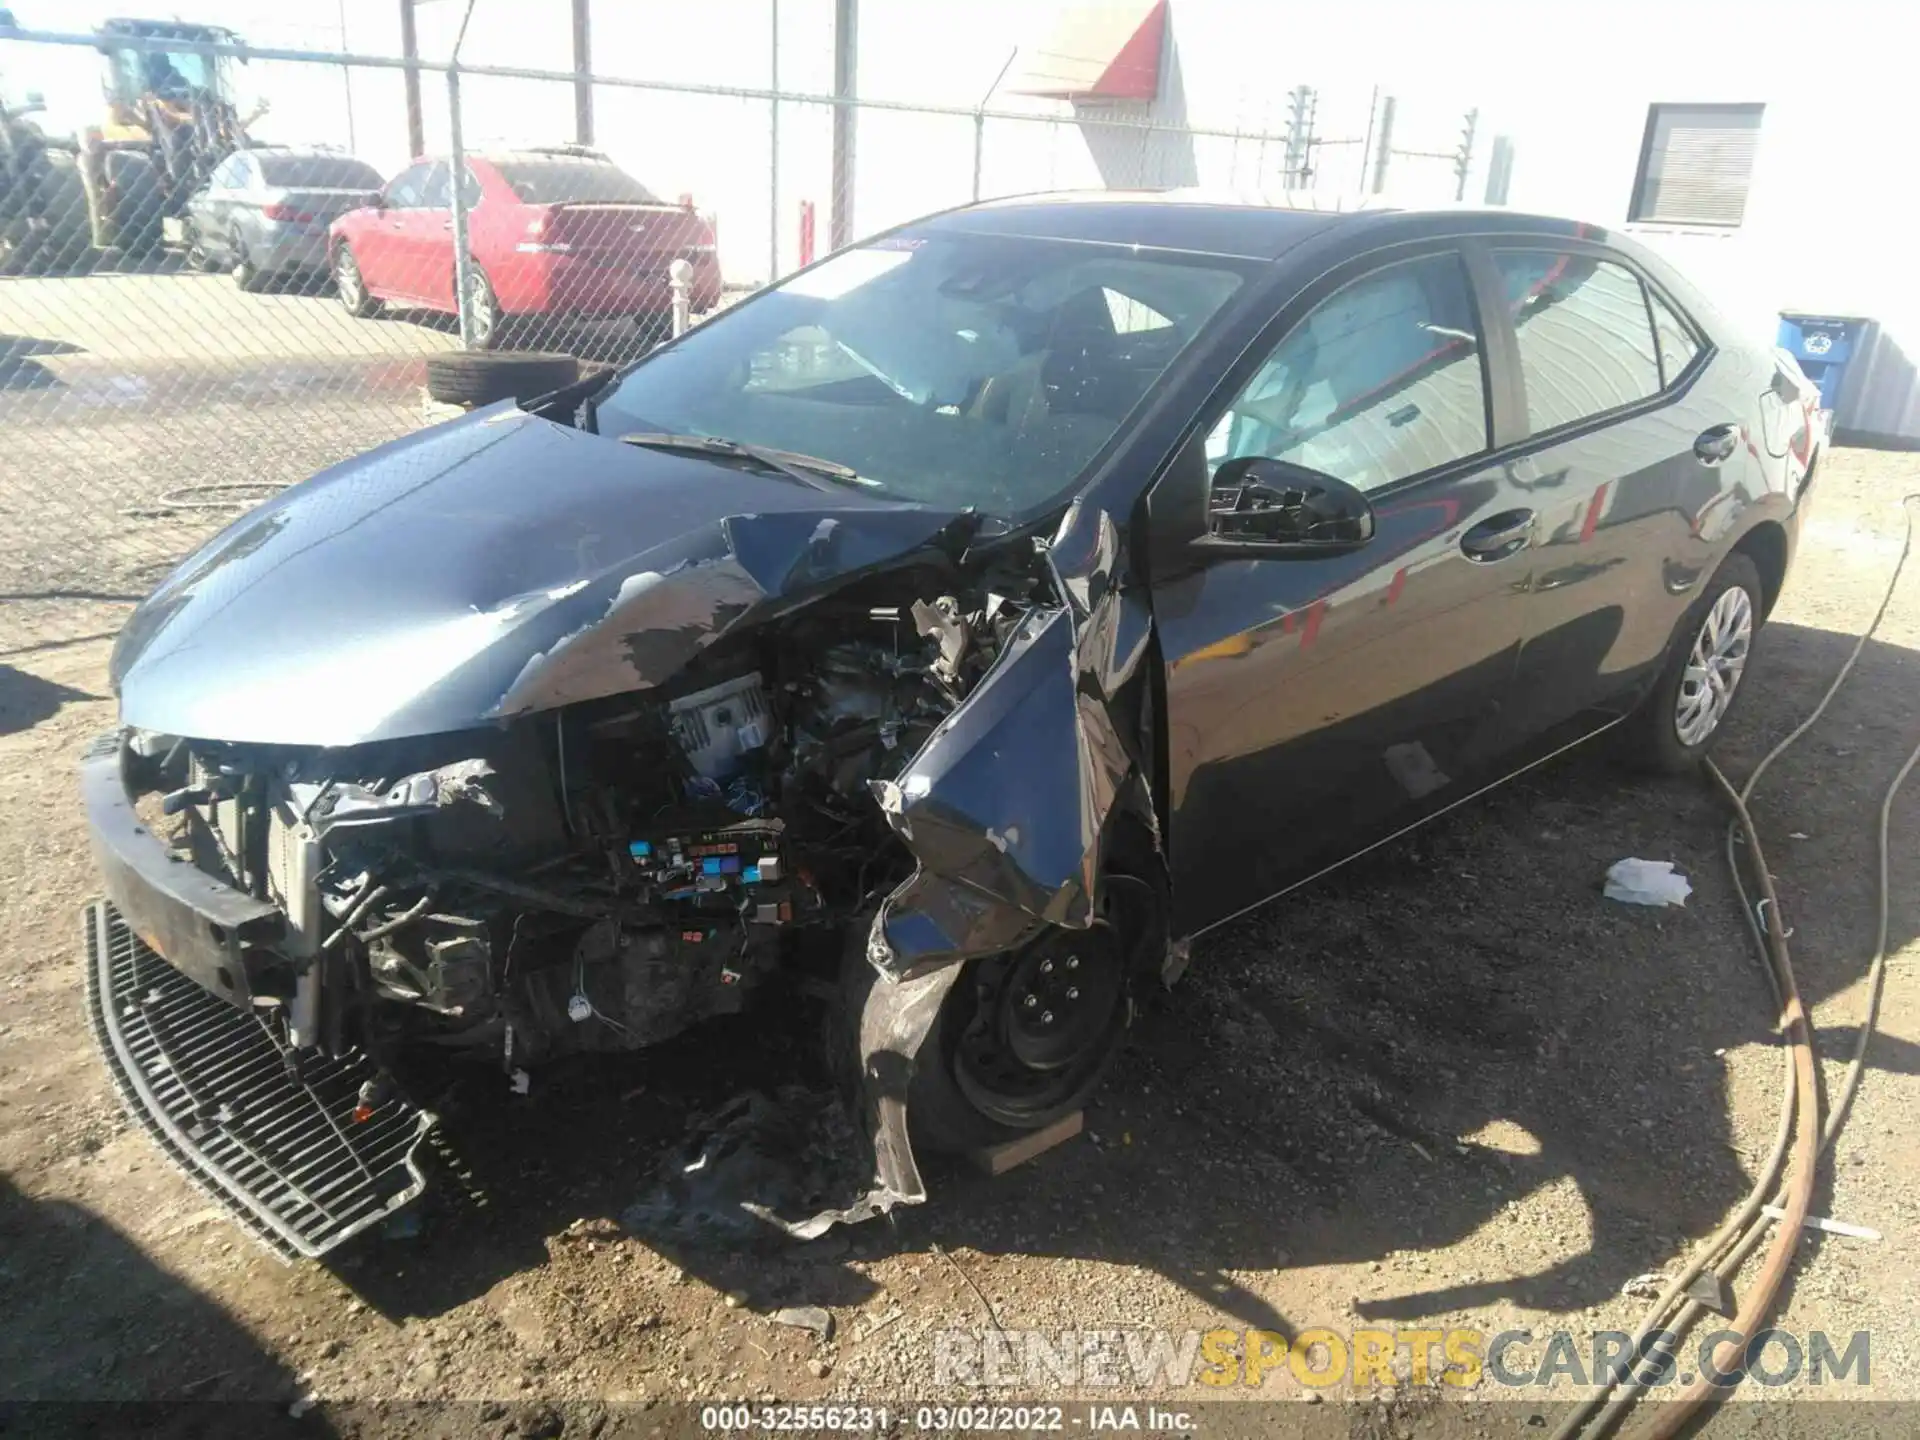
[232, 239, 269, 293]
[906, 872, 1160, 1155]
[334, 244, 380, 318]
[462, 263, 504, 352]
[1620, 551, 1765, 774]
[423, 351, 578, 408]
[183, 221, 218, 273]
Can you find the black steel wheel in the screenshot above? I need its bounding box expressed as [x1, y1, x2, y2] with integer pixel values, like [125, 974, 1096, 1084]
[908, 873, 1158, 1153]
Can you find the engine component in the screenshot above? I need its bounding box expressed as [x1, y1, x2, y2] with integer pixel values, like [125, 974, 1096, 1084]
[368, 913, 491, 1015]
[516, 916, 771, 1055]
[668, 673, 771, 780]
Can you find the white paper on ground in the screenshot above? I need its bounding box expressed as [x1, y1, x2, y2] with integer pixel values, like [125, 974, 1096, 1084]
[1604, 857, 1692, 907]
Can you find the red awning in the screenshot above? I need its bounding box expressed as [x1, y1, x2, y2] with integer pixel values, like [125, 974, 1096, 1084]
[1008, 0, 1168, 103]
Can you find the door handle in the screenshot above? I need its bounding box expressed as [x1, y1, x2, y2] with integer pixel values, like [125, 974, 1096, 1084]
[1694, 423, 1741, 464]
[1460, 508, 1535, 562]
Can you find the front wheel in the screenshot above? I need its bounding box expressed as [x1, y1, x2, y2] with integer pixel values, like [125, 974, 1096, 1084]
[232, 238, 269, 293]
[334, 245, 380, 318]
[907, 874, 1159, 1154]
[1620, 552, 1764, 772]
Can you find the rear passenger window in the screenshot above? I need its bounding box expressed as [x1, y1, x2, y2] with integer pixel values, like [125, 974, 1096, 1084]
[1647, 288, 1701, 385]
[1208, 253, 1489, 493]
[1495, 251, 1661, 433]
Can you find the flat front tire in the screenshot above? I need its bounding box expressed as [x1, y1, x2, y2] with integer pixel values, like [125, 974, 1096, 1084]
[907, 873, 1159, 1154]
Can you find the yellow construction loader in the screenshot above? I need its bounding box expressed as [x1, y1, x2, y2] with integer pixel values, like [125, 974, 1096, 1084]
[78, 17, 266, 256]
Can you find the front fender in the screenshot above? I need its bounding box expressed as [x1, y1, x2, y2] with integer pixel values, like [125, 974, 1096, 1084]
[867, 509, 1159, 976]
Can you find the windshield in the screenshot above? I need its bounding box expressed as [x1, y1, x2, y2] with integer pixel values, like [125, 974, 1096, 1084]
[498, 160, 659, 205]
[594, 233, 1250, 516]
[259, 155, 383, 189]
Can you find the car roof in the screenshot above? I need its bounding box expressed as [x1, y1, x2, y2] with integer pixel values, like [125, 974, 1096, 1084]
[917, 189, 1613, 262]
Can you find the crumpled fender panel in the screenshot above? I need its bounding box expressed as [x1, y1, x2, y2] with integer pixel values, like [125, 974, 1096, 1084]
[868, 507, 1158, 976]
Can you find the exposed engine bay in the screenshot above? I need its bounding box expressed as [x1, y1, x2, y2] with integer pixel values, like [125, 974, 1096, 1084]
[125, 567, 1037, 1075]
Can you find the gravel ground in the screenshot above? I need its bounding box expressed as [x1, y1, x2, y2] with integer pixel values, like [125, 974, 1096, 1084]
[0, 272, 673, 615]
[1, 450, 1917, 1439]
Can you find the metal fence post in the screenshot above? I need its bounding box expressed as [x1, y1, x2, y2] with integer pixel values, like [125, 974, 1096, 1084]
[1454, 107, 1479, 202]
[1370, 95, 1396, 194]
[669, 259, 693, 336]
[448, 66, 477, 348]
[972, 50, 1016, 203]
[769, 0, 780, 286]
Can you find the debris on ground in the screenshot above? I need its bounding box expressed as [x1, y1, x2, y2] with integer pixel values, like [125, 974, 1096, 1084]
[769, 1306, 835, 1340]
[1603, 857, 1692, 907]
[619, 1086, 871, 1246]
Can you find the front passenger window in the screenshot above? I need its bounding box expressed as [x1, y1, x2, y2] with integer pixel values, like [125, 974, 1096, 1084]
[1207, 253, 1490, 494]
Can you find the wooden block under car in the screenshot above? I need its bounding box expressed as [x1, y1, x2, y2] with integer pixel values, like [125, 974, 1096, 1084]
[967, 1110, 1084, 1176]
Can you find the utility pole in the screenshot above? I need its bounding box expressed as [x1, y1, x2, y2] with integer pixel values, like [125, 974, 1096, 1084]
[571, 0, 592, 146]
[399, 0, 423, 159]
[1370, 94, 1396, 194]
[1453, 107, 1479, 201]
[1281, 85, 1314, 189]
[829, 0, 857, 251]
[1484, 134, 1514, 206]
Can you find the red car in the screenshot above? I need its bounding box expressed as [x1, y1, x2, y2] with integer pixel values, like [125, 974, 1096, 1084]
[328, 146, 722, 347]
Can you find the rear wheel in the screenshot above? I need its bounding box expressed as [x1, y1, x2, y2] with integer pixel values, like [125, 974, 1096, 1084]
[463, 263, 504, 351]
[334, 244, 380, 318]
[1620, 552, 1763, 772]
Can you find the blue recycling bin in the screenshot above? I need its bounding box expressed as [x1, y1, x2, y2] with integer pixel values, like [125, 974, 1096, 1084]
[1778, 312, 1872, 413]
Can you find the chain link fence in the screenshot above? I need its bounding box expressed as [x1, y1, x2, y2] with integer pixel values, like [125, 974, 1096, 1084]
[0, 14, 1490, 652]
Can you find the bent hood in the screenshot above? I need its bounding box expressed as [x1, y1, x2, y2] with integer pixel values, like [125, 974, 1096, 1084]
[112, 406, 965, 747]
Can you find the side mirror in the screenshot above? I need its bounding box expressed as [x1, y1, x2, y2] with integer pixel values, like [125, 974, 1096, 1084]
[1208, 456, 1375, 549]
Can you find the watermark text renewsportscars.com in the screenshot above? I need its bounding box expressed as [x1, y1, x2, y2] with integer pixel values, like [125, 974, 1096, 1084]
[932, 1326, 1871, 1392]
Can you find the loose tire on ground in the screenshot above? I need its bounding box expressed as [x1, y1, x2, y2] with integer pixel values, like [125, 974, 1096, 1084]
[1619, 551, 1765, 774]
[423, 351, 579, 408]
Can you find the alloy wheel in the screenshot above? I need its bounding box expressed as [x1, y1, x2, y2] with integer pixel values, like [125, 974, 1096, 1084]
[465, 267, 498, 349]
[336, 250, 364, 311]
[1675, 584, 1754, 747]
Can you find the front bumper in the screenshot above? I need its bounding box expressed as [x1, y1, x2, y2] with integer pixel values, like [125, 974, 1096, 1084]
[85, 899, 435, 1260]
[81, 731, 286, 1010]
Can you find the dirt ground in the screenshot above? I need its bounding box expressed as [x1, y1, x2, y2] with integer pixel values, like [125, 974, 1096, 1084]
[2, 450, 1918, 1438]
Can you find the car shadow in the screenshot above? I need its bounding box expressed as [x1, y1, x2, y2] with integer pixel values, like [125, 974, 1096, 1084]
[0, 661, 99, 734]
[322, 617, 1920, 1349]
[0, 331, 83, 392]
[0, 1173, 327, 1433]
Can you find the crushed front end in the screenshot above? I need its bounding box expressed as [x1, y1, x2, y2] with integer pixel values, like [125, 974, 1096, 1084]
[82, 561, 1079, 1253]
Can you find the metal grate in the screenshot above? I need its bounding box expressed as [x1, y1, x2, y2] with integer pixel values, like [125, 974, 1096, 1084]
[84, 900, 436, 1262]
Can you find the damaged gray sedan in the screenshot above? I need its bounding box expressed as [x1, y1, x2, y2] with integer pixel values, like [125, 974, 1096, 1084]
[83, 196, 1814, 1256]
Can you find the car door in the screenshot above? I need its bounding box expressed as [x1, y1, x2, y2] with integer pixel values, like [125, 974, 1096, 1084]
[1484, 244, 1771, 746]
[409, 161, 456, 311]
[1150, 244, 1539, 936]
[358, 161, 430, 300]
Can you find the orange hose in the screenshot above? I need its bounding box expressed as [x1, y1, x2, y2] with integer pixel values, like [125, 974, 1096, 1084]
[1622, 766, 1820, 1440]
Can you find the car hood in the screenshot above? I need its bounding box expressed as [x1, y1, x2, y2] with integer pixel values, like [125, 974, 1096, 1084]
[112, 405, 968, 747]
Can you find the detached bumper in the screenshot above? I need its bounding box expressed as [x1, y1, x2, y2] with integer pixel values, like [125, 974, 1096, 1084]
[81, 732, 284, 1010]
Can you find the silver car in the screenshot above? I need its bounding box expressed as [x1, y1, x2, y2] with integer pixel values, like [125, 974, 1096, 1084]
[185, 147, 384, 292]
